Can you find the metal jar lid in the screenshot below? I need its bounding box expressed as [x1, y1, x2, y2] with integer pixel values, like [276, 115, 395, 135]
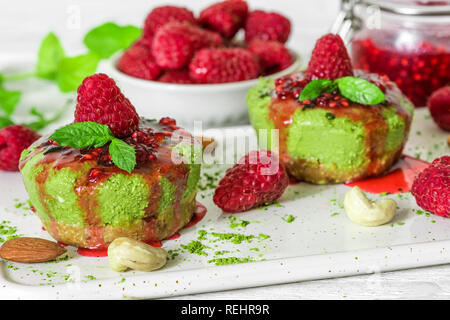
[331, 0, 450, 43]
[361, 0, 450, 16]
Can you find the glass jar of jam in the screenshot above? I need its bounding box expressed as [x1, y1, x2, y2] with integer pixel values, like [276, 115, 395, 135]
[336, 0, 450, 107]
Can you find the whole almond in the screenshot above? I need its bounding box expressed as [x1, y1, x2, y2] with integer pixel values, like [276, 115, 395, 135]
[0, 237, 67, 263]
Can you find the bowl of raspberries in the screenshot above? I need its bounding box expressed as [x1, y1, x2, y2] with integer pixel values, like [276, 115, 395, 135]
[102, 0, 301, 127]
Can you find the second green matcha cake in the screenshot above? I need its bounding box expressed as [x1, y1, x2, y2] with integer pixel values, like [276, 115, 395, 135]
[246, 71, 414, 184]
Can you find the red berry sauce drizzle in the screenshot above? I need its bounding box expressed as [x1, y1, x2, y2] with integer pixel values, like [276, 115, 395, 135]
[346, 155, 430, 194]
[352, 36, 450, 107]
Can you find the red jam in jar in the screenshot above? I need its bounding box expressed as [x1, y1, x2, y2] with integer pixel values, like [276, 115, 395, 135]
[346, 0, 450, 107]
[352, 36, 450, 107]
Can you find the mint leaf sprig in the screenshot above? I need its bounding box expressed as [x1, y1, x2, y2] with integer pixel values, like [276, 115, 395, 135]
[1, 22, 141, 93]
[0, 22, 141, 130]
[50, 122, 136, 173]
[299, 76, 385, 105]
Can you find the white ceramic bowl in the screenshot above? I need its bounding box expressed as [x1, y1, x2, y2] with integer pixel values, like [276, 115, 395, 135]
[99, 52, 301, 128]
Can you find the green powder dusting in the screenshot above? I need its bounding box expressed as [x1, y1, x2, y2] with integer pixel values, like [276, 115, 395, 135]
[180, 240, 210, 256]
[330, 212, 340, 217]
[262, 201, 285, 210]
[208, 257, 255, 266]
[177, 229, 271, 264]
[228, 216, 250, 229]
[197, 229, 208, 240]
[198, 171, 223, 191]
[282, 214, 296, 223]
[210, 232, 255, 244]
[168, 249, 181, 260]
[257, 233, 270, 241]
[44, 255, 70, 264]
[0, 220, 20, 243]
[214, 250, 230, 256]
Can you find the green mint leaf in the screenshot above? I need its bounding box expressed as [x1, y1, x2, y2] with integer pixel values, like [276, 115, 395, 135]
[56, 53, 100, 92]
[36, 32, 65, 80]
[109, 138, 136, 173]
[0, 116, 14, 129]
[50, 122, 114, 149]
[299, 79, 335, 102]
[84, 23, 141, 58]
[335, 76, 385, 105]
[0, 73, 4, 88]
[0, 89, 22, 116]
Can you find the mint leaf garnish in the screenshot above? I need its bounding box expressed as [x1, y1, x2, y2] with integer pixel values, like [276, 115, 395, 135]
[109, 138, 136, 173]
[56, 53, 100, 92]
[298, 76, 385, 106]
[335, 76, 385, 105]
[84, 23, 141, 58]
[50, 122, 137, 172]
[299, 79, 334, 102]
[36, 32, 65, 80]
[50, 122, 114, 149]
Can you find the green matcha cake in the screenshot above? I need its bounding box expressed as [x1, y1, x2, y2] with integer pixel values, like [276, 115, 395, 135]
[19, 73, 202, 249]
[19, 118, 201, 248]
[246, 71, 413, 184]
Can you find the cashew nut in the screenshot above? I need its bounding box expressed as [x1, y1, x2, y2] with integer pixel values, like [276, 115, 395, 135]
[344, 186, 397, 227]
[108, 237, 168, 272]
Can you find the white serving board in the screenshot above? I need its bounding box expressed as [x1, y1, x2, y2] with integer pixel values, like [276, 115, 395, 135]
[0, 107, 448, 300]
[0, 58, 449, 299]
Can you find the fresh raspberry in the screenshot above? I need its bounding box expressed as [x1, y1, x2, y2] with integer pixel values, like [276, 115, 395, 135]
[411, 156, 450, 217]
[247, 39, 293, 75]
[117, 45, 161, 80]
[189, 48, 260, 84]
[427, 86, 450, 131]
[159, 70, 196, 84]
[245, 10, 291, 44]
[74, 74, 139, 138]
[199, 0, 248, 38]
[305, 33, 354, 80]
[143, 6, 197, 38]
[131, 36, 153, 49]
[0, 125, 40, 171]
[213, 150, 289, 213]
[152, 22, 223, 69]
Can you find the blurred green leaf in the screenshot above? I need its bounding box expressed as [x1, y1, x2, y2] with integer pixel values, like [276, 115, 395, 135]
[0, 116, 13, 129]
[0, 89, 22, 116]
[36, 32, 65, 80]
[84, 22, 141, 58]
[56, 53, 100, 92]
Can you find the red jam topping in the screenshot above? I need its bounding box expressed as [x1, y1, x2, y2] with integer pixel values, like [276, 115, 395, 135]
[273, 72, 386, 109]
[352, 37, 450, 107]
[41, 118, 183, 168]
